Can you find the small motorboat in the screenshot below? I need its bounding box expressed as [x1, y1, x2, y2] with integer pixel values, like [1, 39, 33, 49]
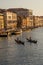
[15, 39, 24, 45]
[26, 38, 37, 44]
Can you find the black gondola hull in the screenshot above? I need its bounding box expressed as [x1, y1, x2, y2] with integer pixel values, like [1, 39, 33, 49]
[15, 39, 24, 45]
[26, 38, 37, 43]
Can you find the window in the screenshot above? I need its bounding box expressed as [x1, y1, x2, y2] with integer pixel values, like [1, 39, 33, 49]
[8, 16, 11, 19]
[13, 21, 16, 23]
[8, 21, 11, 23]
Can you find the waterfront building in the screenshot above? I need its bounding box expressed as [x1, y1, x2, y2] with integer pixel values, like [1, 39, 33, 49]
[22, 17, 32, 29]
[22, 17, 27, 29]
[26, 17, 32, 28]
[0, 9, 5, 31]
[7, 8, 29, 17]
[12, 12, 17, 30]
[33, 16, 40, 27]
[28, 10, 33, 28]
[7, 8, 33, 29]
[21, 10, 33, 29]
[4, 10, 17, 31]
[0, 13, 4, 30]
[39, 16, 43, 26]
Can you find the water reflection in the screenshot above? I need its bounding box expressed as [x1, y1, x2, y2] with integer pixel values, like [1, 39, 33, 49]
[0, 28, 43, 65]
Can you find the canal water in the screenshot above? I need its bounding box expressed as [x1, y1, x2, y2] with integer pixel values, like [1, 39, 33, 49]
[0, 27, 43, 65]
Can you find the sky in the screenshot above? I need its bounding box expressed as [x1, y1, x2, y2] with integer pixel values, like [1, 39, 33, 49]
[0, 0, 43, 16]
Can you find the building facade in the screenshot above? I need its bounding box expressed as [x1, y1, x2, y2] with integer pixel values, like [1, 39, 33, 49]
[39, 16, 43, 26]
[33, 16, 40, 27]
[4, 10, 17, 30]
[0, 13, 4, 30]
[28, 10, 33, 28]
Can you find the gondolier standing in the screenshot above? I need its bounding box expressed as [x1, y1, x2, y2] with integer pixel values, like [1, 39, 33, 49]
[29, 37, 31, 40]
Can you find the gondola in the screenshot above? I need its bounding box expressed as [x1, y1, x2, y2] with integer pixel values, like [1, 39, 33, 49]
[15, 39, 24, 45]
[26, 38, 37, 43]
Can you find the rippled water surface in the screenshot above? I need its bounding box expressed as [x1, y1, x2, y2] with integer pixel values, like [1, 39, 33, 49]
[0, 27, 43, 65]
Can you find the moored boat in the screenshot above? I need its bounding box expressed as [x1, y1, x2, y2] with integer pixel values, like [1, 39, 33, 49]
[14, 29, 22, 35]
[0, 33, 7, 37]
[0, 35, 7, 37]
